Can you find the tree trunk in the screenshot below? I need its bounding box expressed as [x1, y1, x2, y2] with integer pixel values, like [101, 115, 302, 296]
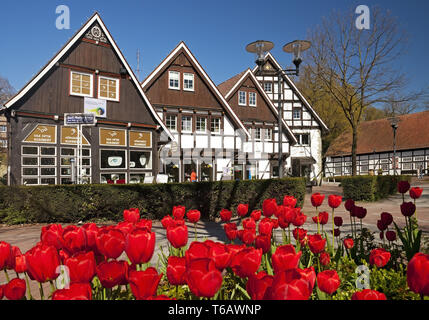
[351, 126, 358, 176]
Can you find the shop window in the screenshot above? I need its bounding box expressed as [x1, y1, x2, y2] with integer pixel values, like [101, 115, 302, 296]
[200, 161, 213, 182]
[166, 161, 179, 182]
[23, 178, 38, 185]
[130, 174, 146, 184]
[100, 173, 126, 184]
[129, 151, 152, 169]
[100, 150, 126, 169]
[21, 145, 57, 185]
[184, 160, 197, 182]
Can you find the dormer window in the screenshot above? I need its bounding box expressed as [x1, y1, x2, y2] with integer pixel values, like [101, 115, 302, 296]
[98, 76, 119, 101]
[238, 91, 246, 106]
[183, 73, 194, 91]
[70, 71, 93, 97]
[169, 71, 180, 90]
[249, 92, 256, 107]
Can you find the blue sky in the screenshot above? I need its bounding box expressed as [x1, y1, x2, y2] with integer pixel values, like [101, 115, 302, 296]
[1, 0, 428, 100]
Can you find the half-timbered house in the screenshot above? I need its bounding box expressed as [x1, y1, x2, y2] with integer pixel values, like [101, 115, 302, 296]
[1, 13, 173, 185]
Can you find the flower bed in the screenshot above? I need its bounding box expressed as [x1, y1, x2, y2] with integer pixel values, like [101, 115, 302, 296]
[0, 181, 427, 300]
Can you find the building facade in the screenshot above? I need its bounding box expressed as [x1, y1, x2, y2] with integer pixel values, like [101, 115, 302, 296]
[325, 111, 429, 177]
[1, 13, 173, 186]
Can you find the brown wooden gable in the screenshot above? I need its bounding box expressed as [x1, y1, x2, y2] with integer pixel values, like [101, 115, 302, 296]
[144, 47, 223, 111]
[226, 72, 277, 123]
[6, 18, 161, 128]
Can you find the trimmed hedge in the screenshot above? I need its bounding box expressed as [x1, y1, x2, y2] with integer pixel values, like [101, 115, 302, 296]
[341, 175, 412, 201]
[0, 177, 306, 225]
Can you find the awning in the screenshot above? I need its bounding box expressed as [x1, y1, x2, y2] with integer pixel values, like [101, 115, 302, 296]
[292, 156, 317, 164]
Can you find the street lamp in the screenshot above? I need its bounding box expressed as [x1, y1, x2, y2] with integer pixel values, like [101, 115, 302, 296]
[388, 116, 400, 176]
[246, 39, 311, 178]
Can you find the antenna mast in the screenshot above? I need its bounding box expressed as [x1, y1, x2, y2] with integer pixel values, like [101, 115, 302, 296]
[136, 49, 141, 82]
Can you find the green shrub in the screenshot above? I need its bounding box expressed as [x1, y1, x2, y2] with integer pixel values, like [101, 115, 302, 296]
[341, 175, 411, 201]
[0, 177, 306, 225]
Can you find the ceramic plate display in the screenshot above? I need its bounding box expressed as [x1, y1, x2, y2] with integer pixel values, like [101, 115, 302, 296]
[139, 155, 147, 167]
[108, 156, 122, 167]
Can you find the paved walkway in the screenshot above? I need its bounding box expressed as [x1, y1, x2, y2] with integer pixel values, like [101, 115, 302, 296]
[1, 180, 428, 299]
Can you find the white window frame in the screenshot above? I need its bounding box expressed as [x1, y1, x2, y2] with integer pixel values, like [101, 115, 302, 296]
[249, 92, 257, 107]
[70, 70, 93, 98]
[254, 128, 261, 141]
[181, 115, 193, 133]
[0, 125, 7, 132]
[210, 118, 221, 134]
[129, 150, 153, 170]
[265, 128, 273, 141]
[293, 108, 301, 120]
[98, 76, 120, 102]
[238, 91, 247, 106]
[166, 115, 177, 132]
[169, 71, 180, 90]
[183, 73, 194, 91]
[264, 82, 272, 93]
[100, 149, 128, 170]
[196, 117, 207, 133]
[402, 162, 413, 170]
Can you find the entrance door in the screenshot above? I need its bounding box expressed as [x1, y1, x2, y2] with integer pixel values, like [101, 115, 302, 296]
[184, 160, 197, 182]
[200, 161, 213, 182]
[165, 160, 180, 183]
[234, 164, 244, 180]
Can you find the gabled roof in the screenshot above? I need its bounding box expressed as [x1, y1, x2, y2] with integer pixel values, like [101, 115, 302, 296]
[141, 41, 250, 139]
[326, 111, 429, 157]
[3, 12, 174, 140]
[252, 52, 329, 132]
[221, 69, 298, 145]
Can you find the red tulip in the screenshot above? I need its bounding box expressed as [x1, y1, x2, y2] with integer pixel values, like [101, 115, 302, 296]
[129, 268, 162, 300]
[410, 187, 423, 200]
[95, 260, 128, 289]
[167, 256, 187, 286]
[135, 219, 152, 232]
[246, 271, 273, 300]
[146, 295, 175, 300]
[278, 213, 290, 229]
[0, 284, 3, 300]
[224, 223, 238, 241]
[262, 198, 278, 218]
[293, 228, 308, 244]
[14, 254, 27, 274]
[334, 228, 341, 237]
[317, 270, 340, 295]
[397, 181, 410, 194]
[40, 224, 64, 250]
[226, 244, 246, 257]
[343, 238, 354, 249]
[283, 196, 297, 208]
[237, 204, 249, 217]
[250, 210, 262, 222]
[186, 258, 223, 298]
[220, 209, 232, 222]
[334, 216, 343, 227]
[96, 227, 125, 259]
[242, 217, 256, 230]
[344, 199, 355, 212]
[386, 231, 396, 242]
[62, 225, 87, 254]
[0, 242, 13, 271]
[52, 283, 92, 300]
[369, 248, 391, 267]
[82, 223, 99, 252]
[307, 234, 326, 254]
[265, 269, 312, 300]
[230, 247, 262, 278]
[297, 267, 316, 292]
[123, 208, 140, 223]
[351, 289, 387, 300]
[161, 215, 174, 229]
[400, 202, 416, 217]
[65, 251, 96, 284]
[116, 222, 135, 236]
[185, 240, 213, 265]
[125, 228, 155, 265]
[380, 212, 393, 226]
[258, 218, 274, 236]
[407, 253, 429, 296]
[187, 210, 201, 224]
[240, 229, 256, 245]
[25, 244, 60, 283]
[167, 224, 188, 249]
[319, 252, 331, 266]
[255, 235, 271, 254]
[292, 212, 307, 227]
[311, 193, 325, 208]
[328, 195, 342, 209]
[209, 242, 232, 270]
[172, 206, 186, 220]
[4, 278, 26, 300]
[272, 245, 302, 274]
[353, 206, 367, 219]
[312, 211, 329, 225]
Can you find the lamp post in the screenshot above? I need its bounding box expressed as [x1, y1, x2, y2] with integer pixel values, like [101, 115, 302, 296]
[389, 116, 400, 176]
[246, 40, 311, 178]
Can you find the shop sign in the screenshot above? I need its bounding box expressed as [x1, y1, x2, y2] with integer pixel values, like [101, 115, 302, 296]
[61, 126, 90, 145]
[99, 128, 126, 146]
[129, 131, 151, 148]
[84, 97, 107, 118]
[23, 124, 57, 144]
